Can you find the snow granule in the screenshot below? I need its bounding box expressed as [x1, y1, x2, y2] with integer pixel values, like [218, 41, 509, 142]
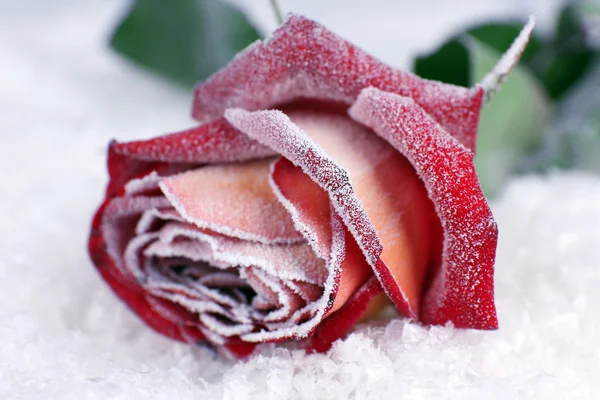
[1, 1, 596, 399]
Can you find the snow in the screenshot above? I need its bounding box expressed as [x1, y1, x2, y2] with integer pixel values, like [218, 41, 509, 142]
[1, 0, 598, 399]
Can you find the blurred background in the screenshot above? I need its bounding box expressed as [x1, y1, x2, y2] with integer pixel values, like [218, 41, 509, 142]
[2, 0, 599, 198]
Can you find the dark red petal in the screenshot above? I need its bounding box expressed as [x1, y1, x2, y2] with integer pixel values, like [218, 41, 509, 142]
[113, 119, 275, 164]
[106, 142, 190, 199]
[349, 87, 498, 329]
[226, 108, 436, 319]
[193, 14, 484, 150]
[88, 200, 204, 343]
[224, 341, 257, 358]
[306, 276, 383, 353]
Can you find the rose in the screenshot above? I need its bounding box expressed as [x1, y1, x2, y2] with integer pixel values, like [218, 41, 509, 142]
[89, 14, 529, 358]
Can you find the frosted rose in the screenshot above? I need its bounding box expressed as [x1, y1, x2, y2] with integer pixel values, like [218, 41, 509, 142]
[89, 14, 521, 357]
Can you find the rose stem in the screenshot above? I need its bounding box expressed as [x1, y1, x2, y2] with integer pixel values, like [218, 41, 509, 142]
[269, 0, 284, 25]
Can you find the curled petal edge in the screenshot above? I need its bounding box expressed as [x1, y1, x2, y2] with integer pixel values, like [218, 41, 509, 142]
[348, 87, 498, 329]
[194, 13, 484, 151]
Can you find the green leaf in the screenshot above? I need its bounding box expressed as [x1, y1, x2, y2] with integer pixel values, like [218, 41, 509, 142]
[539, 4, 597, 99]
[522, 61, 600, 172]
[413, 39, 470, 87]
[111, 0, 260, 88]
[468, 38, 552, 196]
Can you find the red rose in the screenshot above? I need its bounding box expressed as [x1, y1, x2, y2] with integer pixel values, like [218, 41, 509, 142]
[89, 14, 532, 358]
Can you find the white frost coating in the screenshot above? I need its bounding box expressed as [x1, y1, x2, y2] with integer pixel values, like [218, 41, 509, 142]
[200, 313, 254, 337]
[144, 240, 219, 265]
[480, 15, 536, 103]
[159, 178, 304, 246]
[268, 160, 325, 259]
[136, 208, 185, 235]
[241, 211, 347, 342]
[124, 171, 161, 195]
[247, 268, 298, 323]
[102, 196, 171, 274]
[224, 108, 383, 267]
[123, 232, 159, 279]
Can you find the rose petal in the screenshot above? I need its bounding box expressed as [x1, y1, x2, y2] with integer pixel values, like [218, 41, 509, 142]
[224, 107, 382, 268]
[270, 158, 373, 316]
[193, 14, 484, 150]
[105, 120, 276, 198]
[154, 222, 327, 285]
[89, 201, 207, 344]
[269, 158, 334, 258]
[113, 119, 275, 164]
[306, 276, 383, 353]
[239, 213, 347, 343]
[159, 158, 303, 244]
[286, 110, 438, 317]
[102, 195, 170, 276]
[349, 87, 498, 329]
[106, 142, 188, 198]
[226, 108, 435, 318]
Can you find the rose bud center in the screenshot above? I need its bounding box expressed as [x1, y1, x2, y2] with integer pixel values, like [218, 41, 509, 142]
[101, 108, 439, 345]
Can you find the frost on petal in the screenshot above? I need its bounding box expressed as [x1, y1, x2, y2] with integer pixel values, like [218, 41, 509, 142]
[306, 276, 383, 353]
[89, 198, 206, 344]
[225, 108, 381, 264]
[159, 158, 303, 244]
[269, 158, 334, 258]
[270, 158, 373, 316]
[286, 110, 439, 318]
[106, 141, 187, 198]
[349, 87, 498, 329]
[105, 119, 276, 197]
[226, 108, 437, 319]
[193, 14, 484, 151]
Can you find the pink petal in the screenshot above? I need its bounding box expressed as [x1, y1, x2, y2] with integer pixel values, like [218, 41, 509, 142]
[286, 110, 439, 317]
[105, 120, 276, 198]
[113, 119, 275, 164]
[224, 108, 382, 267]
[349, 87, 498, 329]
[226, 108, 436, 318]
[193, 14, 484, 150]
[159, 158, 303, 244]
[89, 199, 207, 344]
[154, 222, 327, 285]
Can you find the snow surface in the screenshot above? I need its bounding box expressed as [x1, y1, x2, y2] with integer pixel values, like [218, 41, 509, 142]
[1, 0, 599, 399]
